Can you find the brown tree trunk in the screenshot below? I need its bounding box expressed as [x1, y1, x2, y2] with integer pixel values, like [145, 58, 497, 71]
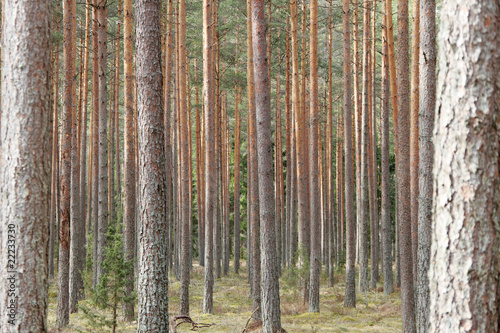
[122, 0, 136, 321]
[56, 0, 76, 326]
[0, 0, 51, 329]
[308, 0, 320, 313]
[429, 1, 499, 331]
[381, 0, 394, 296]
[416, 0, 436, 329]
[178, 0, 191, 315]
[410, 0, 420, 290]
[343, 0, 356, 308]
[396, 0, 416, 329]
[233, 39, 242, 274]
[136, 0, 169, 329]
[251, 0, 282, 328]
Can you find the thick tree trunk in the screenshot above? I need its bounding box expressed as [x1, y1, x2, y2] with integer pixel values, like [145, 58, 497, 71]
[416, 0, 435, 329]
[0, 0, 51, 329]
[135, 0, 169, 330]
[57, 0, 76, 327]
[251, 0, 282, 329]
[343, 0, 356, 308]
[429, 0, 499, 332]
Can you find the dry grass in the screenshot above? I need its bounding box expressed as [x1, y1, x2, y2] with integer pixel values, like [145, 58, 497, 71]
[48, 261, 402, 332]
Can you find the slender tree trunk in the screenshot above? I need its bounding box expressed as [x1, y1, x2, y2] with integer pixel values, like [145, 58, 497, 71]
[202, 0, 215, 312]
[56, 0, 76, 326]
[353, 0, 361, 266]
[50, 16, 61, 279]
[178, 0, 191, 315]
[164, 0, 174, 271]
[381, 0, 394, 296]
[122, 0, 135, 321]
[96, 1, 109, 286]
[343, 0, 356, 308]
[358, 0, 371, 294]
[114, 1, 122, 224]
[308, 0, 320, 313]
[416, 0, 436, 330]
[233, 42, 242, 274]
[410, 0, 420, 291]
[327, 0, 335, 286]
[0, 0, 51, 329]
[275, 33, 283, 276]
[251, 0, 282, 329]
[284, 22, 292, 269]
[429, 1, 499, 331]
[396, 0, 416, 328]
[136, 0, 169, 330]
[91, 0, 100, 288]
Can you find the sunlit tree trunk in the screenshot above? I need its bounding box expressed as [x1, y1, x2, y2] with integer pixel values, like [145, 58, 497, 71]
[56, 0, 76, 326]
[233, 37, 242, 274]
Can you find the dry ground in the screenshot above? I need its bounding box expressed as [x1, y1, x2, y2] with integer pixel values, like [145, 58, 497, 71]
[48, 261, 402, 332]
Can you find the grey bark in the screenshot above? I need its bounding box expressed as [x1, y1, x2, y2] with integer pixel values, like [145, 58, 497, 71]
[428, 0, 499, 332]
[96, 3, 108, 286]
[251, 0, 283, 329]
[416, 0, 435, 330]
[0, 0, 51, 330]
[343, 0, 356, 308]
[135, 0, 169, 330]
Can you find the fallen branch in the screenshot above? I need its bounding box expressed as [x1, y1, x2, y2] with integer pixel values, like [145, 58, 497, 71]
[170, 315, 215, 332]
[241, 308, 259, 333]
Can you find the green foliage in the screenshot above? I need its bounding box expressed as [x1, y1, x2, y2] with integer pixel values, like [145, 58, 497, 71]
[282, 246, 310, 289]
[80, 217, 135, 331]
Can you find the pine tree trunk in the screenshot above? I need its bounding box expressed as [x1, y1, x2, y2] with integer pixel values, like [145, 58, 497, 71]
[122, 0, 136, 322]
[57, 0, 76, 326]
[396, 0, 416, 329]
[381, 0, 394, 296]
[343, 0, 356, 308]
[178, 0, 191, 315]
[233, 47, 242, 274]
[96, 2, 109, 286]
[135, 0, 169, 330]
[251, 0, 282, 329]
[416, 0, 436, 329]
[308, 0, 320, 313]
[410, 0, 420, 291]
[0, 0, 51, 329]
[202, 0, 215, 312]
[429, 1, 499, 331]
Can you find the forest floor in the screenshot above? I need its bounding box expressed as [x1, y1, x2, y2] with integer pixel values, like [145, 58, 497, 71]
[48, 261, 402, 332]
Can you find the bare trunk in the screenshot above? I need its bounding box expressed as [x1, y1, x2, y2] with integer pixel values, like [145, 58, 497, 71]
[135, 0, 169, 329]
[0, 0, 51, 329]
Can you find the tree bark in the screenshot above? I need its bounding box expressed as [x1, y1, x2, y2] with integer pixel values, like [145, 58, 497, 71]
[416, 0, 436, 329]
[135, 0, 169, 330]
[343, 0, 356, 308]
[381, 0, 394, 296]
[251, 0, 282, 329]
[202, 0, 215, 313]
[429, 0, 499, 332]
[0, 0, 51, 329]
[396, 0, 416, 329]
[122, 0, 135, 321]
[308, 0, 320, 313]
[57, 0, 76, 326]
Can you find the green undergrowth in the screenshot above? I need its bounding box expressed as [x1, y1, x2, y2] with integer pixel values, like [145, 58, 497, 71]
[48, 262, 402, 332]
